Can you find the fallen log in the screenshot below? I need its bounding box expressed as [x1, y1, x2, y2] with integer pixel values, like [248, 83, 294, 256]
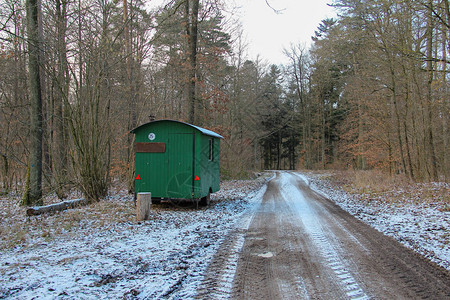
[26, 198, 88, 216]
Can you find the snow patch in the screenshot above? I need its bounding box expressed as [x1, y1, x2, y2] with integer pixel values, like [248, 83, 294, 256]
[255, 252, 274, 258]
[304, 172, 450, 271]
[0, 177, 269, 299]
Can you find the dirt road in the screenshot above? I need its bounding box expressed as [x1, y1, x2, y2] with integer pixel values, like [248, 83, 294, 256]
[197, 172, 450, 299]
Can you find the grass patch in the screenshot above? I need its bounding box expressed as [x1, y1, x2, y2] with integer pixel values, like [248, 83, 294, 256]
[307, 169, 449, 206]
[0, 190, 136, 251]
[346, 170, 410, 194]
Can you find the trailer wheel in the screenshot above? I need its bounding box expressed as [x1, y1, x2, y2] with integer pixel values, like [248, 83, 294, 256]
[199, 192, 210, 207]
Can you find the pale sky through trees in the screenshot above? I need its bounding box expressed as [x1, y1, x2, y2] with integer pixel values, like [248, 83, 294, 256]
[149, 0, 336, 65]
[237, 0, 336, 65]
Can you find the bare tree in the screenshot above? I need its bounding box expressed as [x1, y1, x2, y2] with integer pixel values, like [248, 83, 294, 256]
[22, 0, 43, 206]
[425, 0, 438, 181]
[186, 0, 199, 124]
[53, 0, 69, 198]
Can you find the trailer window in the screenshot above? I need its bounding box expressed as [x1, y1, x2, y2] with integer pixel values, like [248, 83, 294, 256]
[209, 139, 214, 161]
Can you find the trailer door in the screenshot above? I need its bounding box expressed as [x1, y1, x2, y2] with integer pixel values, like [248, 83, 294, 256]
[166, 133, 194, 199]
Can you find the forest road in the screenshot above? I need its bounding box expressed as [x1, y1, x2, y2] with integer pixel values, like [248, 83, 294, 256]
[196, 171, 450, 300]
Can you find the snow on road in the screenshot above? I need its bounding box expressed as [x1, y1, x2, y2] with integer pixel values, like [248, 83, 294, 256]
[0, 177, 268, 299]
[279, 173, 369, 299]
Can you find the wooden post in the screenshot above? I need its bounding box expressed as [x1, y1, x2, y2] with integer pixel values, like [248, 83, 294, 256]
[136, 192, 151, 221]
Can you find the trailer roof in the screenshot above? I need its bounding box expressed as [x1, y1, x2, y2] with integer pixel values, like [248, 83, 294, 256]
[130, 119, 224, 139]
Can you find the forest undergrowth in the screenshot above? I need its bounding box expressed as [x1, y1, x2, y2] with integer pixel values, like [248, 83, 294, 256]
[0, 175, 268, 251]
[1, 170, 448, 263]
[319, 170, 449, 210]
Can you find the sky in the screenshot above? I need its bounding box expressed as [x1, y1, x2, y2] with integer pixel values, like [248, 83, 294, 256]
[234, 0, 336, 65]
[149, 0, 337, 66]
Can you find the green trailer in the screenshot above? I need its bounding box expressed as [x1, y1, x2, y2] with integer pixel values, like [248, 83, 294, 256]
[130, 119, 223, 206]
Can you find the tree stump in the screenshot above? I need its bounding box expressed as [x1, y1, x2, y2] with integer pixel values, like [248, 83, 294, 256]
[136, 192, 151, 221]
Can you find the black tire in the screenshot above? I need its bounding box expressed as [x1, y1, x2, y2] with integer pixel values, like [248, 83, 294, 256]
[199, 192, 210, 207]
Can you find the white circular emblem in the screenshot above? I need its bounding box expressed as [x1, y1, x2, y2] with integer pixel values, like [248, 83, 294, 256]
[148, 133, 156, 141]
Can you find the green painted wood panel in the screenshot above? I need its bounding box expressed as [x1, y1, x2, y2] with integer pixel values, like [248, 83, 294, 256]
[167, 133, 194, 199]
[132, 120, 222, 200]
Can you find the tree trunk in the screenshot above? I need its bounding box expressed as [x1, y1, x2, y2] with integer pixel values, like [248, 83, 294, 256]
[306, 79, 312, 169]
[123, 0, 136, 130]
[123, 0, 137, 193]
[403, 85, 415, 180]
[387, 131, 393, 176]
[442, 0, 449, 182]
[277, 131, 281, 170]
[321, 100, 326, 169]
[21, 162, 31, 205]
[411, 58, 427, 181]
[186, 0, 199, 124]
[400, 12, 416, 180]
[445, 0, 450, 53]
[389, 63, 407, 176]
[38, 1, 51, 189]
[1, 153, 8, 191]
[426, 0, 438, 181]
[356, 90, 365, 170]
[26, 198, 88, 216]
[55, 0, 69, 199]
[25, 0, 43, 206]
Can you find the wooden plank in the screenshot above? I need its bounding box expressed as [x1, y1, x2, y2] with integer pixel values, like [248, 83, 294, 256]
[135, 142, 166, 153]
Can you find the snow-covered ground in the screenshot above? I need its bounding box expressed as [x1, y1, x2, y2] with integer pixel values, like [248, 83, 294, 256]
[0, 177, 268, 299]
[1, 171, 448, 299]
[301, 172, 450, 271]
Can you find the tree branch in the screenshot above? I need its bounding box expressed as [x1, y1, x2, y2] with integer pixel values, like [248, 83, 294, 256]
[265, 0, 286, 14]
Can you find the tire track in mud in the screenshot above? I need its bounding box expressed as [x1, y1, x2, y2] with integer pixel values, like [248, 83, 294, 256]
[195, 185, 267, 299]
[195, 230, 246, 299]
[233, 173, 360, 299]
[198, 171, 450, 299]
[279, 175, 369, 299]
[295, 174, 450, 299]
